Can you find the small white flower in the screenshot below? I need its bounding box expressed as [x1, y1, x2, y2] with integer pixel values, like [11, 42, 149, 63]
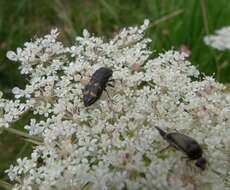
[6, 51, 18, 61]
[2, 20, 230, 190]
[204, 26, 230, 50]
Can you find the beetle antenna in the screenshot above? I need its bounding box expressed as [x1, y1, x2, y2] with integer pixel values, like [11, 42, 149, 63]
[206, 160, 224, 176]
[210, 168, 224, 177]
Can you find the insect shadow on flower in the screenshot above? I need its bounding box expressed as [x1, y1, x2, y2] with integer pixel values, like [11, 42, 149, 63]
[155, 126, 207, 170]
[83, 67, 114, 107]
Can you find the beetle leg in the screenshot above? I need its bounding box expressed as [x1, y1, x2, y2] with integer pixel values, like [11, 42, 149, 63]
[181, 156, 189, 160]
[104, 88, 113, 104]
[108, 79, 115, 88]
[156, 145, 170, 155]
[186, 159, 193, 170]
[166, 159, 178, 185]
[75, 71, 83, 78]
[181, 157, 195, 172]
[107, 83, 115, 88]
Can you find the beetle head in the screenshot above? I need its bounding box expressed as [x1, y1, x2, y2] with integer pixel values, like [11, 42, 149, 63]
[195, 157, 206, 170]
[83, 95, 97, 107]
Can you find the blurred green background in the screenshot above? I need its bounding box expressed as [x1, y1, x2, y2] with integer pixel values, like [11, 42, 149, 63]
[0, 0, 230, 188]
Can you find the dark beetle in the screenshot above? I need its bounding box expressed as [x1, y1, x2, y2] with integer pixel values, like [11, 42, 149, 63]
[83, 67, 113, 107]
[155, 126, 206, 170]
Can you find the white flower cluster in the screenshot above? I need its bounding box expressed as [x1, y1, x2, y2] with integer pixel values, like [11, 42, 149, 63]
[3, 20, 230, 190]
[0, 95, 30, 128]
[204, 26, 230, 50]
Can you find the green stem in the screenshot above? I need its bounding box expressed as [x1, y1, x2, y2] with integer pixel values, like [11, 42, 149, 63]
[200, 0, 209, 34]
[149, 9, 184, 28]
[0, 179, 13, 190]
[4, 127, 42, 143]
[24, 138, 43, 145]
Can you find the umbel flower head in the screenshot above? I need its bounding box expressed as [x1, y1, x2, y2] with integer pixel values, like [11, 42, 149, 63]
[3, 20, 230, 190]
[204, 26, 230, 51]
